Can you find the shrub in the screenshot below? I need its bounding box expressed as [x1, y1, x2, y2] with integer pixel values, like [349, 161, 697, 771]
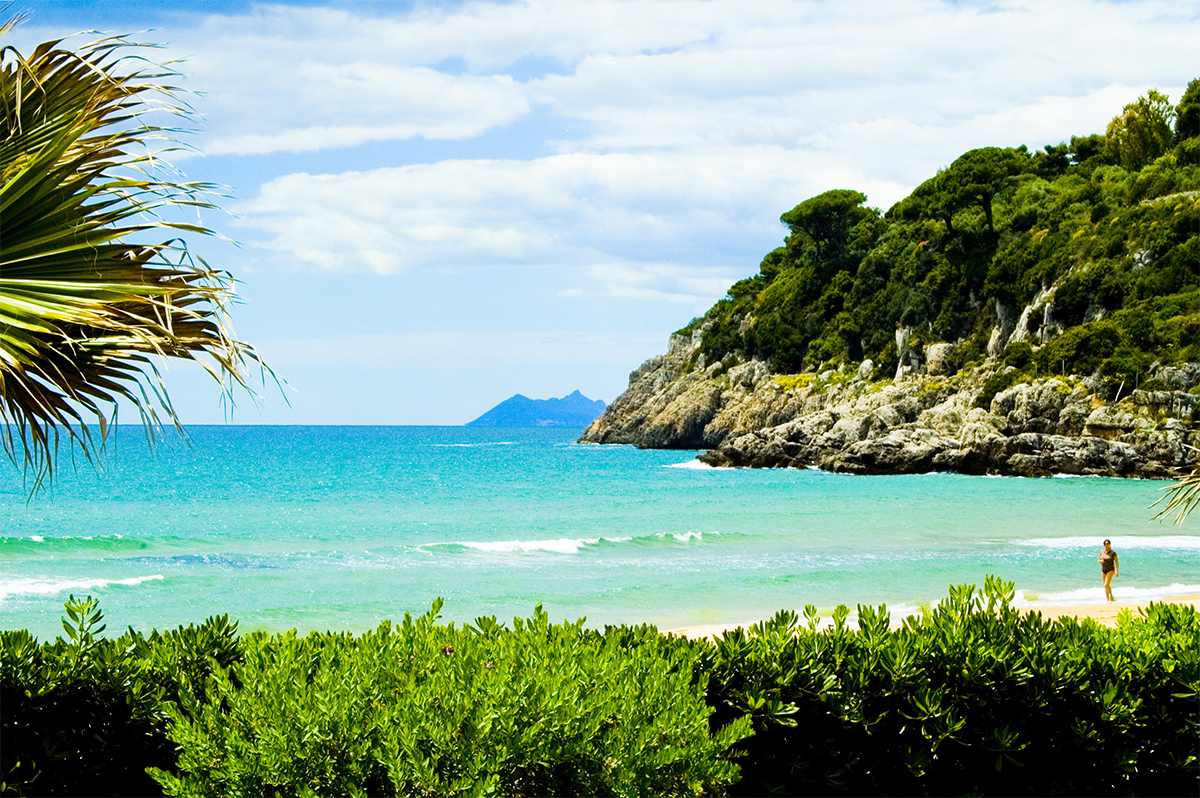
[4, 588, 1198, 797]
[0, 596, 238, 797]
[150, 602, 749, 798]
[1002, 340, 1034, 368]
[975, 367, 1025, 409]
[696, 577, 1200, 796]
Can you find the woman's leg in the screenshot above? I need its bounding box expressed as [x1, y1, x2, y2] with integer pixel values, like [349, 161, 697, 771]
[1103, 570, 1114, 601]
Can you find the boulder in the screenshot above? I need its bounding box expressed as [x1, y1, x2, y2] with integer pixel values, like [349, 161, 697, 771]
[925, 343, 955, 376]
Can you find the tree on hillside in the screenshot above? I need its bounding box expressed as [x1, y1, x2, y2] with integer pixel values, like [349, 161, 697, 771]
[892, 171, 959, 234]
[890, 148, 1029, 236]
[1174, 78, 1200, 141]
[940, 147, 1029, 235]
[0, 20, 264, 484]
[1105, 89, 1176, 170]
[780, 190, 874, 260]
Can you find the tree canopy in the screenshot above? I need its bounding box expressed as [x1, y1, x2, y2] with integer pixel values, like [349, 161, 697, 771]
[1105, 89, 1176, 171]
[780, 190, 875, 260]
[682, 82, 1200, 389]
[1173, 78, 1200, 142]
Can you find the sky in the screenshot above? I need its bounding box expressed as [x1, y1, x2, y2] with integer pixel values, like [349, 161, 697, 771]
[5, 0, 1199, 424]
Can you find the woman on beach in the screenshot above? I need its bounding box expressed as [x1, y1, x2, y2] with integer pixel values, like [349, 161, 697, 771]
[1099, 539, 1119, 601]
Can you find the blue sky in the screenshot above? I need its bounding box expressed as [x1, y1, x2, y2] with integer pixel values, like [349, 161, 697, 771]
[5, 0, 1199, 424]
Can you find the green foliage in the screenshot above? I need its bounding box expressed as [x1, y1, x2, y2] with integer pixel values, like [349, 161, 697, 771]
[1174, 78, 1200, 142]
[0, 597, 241, 796]
[151, 601, 747, 798]
[686, 83, 1200, 381]
[780, 190, 877, 260]
[940, 146, 1032, 233]
[4, 590, 1200, 797]
[1002, 340, 1034, 369]
[1034, 319, 1122, 378]
[697, 576, 1200, 796]
[1106, 89, 1177, 171]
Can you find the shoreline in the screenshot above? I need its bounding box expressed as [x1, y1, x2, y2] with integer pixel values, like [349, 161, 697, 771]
[667, 593, 1200, 639]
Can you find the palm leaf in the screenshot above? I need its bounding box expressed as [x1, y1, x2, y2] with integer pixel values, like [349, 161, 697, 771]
[1152, 447, 1200, 525]
[1, 20, 267, 485]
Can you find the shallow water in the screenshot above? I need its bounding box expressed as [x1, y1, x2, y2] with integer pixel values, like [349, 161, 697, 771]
[1, 426, 1196, 639]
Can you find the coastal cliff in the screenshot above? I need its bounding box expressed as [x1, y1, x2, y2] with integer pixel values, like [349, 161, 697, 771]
[579, 330, 1199, 477]
[581, 83, 1200, 477]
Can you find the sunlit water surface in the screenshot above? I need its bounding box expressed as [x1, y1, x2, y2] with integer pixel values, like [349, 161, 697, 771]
[2, 426, 1196, 638]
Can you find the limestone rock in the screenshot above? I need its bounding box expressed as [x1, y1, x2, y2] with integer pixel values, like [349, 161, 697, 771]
[582, 341, 1200, 478]
[925, 343, 955, 376]
[1156, 362, 1200, 390]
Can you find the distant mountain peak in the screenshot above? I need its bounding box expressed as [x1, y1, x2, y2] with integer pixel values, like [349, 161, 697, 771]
[467, 391, 606, 428]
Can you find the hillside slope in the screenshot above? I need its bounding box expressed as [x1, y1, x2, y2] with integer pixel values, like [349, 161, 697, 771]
[581, 83, 1200, 478]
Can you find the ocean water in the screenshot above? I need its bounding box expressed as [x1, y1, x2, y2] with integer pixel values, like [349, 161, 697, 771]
[2, 426, 1197, 640]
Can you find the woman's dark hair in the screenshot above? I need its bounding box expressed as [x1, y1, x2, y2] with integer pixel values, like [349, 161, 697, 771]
[1103, 539, 1111, 545]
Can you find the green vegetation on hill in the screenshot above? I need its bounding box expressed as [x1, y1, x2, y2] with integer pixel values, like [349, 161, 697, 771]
[3, 584, 1198, 796]
[686, 81, 1200, 397]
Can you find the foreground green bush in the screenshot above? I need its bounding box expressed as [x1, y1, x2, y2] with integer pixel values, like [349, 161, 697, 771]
[3, 581, 1198, 796]
[150, 601, 747, 797]
[0, 596, 241, 797]
[699, 576, 1200, 796]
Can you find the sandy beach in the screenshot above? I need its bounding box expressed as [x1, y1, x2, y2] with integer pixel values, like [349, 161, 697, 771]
[1017, 592, 1200, 626]
[668, 593, 1200, 639]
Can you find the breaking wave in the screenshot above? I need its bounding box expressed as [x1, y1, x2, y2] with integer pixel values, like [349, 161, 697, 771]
[421, 530, 735, 555]
[0, 574, 164, 600]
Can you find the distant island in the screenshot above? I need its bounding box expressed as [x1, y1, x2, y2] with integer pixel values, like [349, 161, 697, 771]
[468, 390, 606, 427]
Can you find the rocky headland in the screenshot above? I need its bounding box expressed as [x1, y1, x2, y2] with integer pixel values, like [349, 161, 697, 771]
[581, 86, 1200, 479]
[580, 327, 1199, 478]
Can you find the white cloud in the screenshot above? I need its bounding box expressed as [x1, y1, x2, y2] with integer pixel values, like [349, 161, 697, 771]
[148, 0, 1200, 163]
[202, 68, 529, 155]
[235, 150, 824, 277]
[176, 0, 1199, 289]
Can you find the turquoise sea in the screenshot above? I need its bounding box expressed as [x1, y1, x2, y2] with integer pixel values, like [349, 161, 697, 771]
[2, 426, 1198, 640]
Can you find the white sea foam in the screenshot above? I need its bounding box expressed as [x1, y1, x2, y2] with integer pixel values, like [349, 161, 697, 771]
[1016, 582, 1200, 607]
[0, 574, 164, 600]
[664, 459, 715, 470]
[30, 536, 44, 543]
[1016, 535, 1200, 550]
[456, 537, 619, 554]
[426, 530, 723, 555]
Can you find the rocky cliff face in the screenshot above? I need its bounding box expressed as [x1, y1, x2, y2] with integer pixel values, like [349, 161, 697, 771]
[580, 333, 1199, 478]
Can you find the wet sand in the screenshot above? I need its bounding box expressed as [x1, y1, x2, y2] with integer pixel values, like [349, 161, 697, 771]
[667, 593, 1200, 639]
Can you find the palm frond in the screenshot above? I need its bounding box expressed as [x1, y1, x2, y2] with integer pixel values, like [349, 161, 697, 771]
[1152, 447, 1200, 525]
[1, 22, 267, 485]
